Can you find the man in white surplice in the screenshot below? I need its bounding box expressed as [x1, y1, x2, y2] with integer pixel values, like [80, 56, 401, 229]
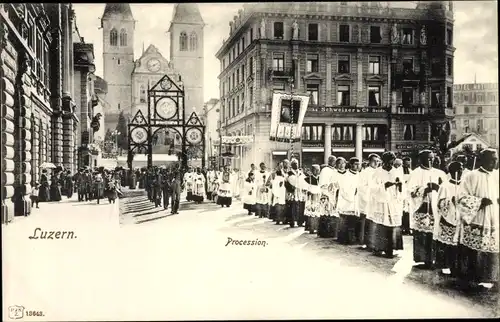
[359, 154, 380, 250]
[455, 148, 499, 290]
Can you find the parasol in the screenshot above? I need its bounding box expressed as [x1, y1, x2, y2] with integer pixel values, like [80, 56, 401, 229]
[39, 162, 57, 169]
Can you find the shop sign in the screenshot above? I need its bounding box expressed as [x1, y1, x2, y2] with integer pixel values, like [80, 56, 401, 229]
[395, 143, 429, 150]
[328, 107, 388, 113]
[331, 143, 355, 148]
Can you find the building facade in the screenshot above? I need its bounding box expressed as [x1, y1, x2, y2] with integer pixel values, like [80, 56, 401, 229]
[168, 4, 205, 116]
[200, 98, 221, 165]
[452, 83, 498, 148]
[100, 3, 135, 131]
[1, 4, 77, 220]
[216, 1, 455, 169]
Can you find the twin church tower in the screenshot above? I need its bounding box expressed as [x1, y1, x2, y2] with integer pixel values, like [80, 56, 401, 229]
[100, 3, 205, 130]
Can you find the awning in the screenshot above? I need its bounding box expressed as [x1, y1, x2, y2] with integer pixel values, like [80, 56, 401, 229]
[302, 147, 324, 153]
[363, 148, 385, 152]
[272, 151, 287, 156]
[331, 148, 355, 152]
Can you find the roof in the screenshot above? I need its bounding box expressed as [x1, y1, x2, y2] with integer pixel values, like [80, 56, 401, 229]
[168, 3, 204, 32]
[448, 133, 490, 149]
[101, 3, 134, 21]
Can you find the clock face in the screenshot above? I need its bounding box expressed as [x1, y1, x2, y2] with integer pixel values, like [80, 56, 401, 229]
[147, 58, 161, 72]
[156, 98, 177, 119]
[131, 127, 147, 144]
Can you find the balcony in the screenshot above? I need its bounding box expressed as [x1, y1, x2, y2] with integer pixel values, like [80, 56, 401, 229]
[268, 68, 294, 79]
[394, 70, 421, 88]
[429, 107, 454, 118]
[393, 105, 428, 115]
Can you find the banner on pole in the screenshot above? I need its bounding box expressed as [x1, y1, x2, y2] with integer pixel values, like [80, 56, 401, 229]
[269, 92, 310, 142]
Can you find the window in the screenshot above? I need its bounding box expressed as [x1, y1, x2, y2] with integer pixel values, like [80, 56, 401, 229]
[43, 44, 49, 87]
[250, 28, 254, 42]
[140, 85, 146, 103]
[338, 55, 350, 74]
[189, 32, 198, 51]
[241, 64, 245, 80]
[117, 58, 121, 65]
[119, 29, 127, 46]
[110, 28, 118, 46]
[431, 58, 442, 76]
[446, 29, 453, 46]
[447, 57, 452, 76]
[363, 125, 387, 141]
[236, 96, 240, 114]
[249, 57, 254, 75]
[464, 106, 469, 114]
[477, 119, 484, 132]
[402, 88, 414, 106]
[308, 23, 319, 41]
[232, 72, 235, 88]
[180, 32, 188, 51]
[403, 58, 413, 75]
[402, 28, 413, 45]
[232, 48, 236, 60]
[476, 143, 483, 151]
[302, 125, 324, 141]
[272, 53, 284, 71]
[249, 86, 254, 106]
[307, 84, 319, 105]
[232, 98, 236, 116]
[307, 54, 319, 73]
[463, 119, 469, 127]
[447, 87, 452, 107]
[337, 85, 350, 106]
[368, 86, 381, 107]
[339, 24, 350, 42]
[236, 68, 240, 83]
[478, 106, 482, 114]
[431, 89, 440, 107]
[273, 22, 284, 39]
[370, 26, 381, 43]
[368, 56, 380, 74]
[273, 81, 285, 91]
[332, 125, 354, 141]
[242, 36, 245, 49]
[403, 124, 416, 140]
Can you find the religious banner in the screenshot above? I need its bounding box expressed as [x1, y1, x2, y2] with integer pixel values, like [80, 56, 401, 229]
[269, 92, 310, 143]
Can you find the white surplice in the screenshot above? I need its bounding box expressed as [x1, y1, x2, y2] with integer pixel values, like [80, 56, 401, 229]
[435, 180, 461, 245]
[255, 170, 271, 205]
[358, 166, 377, 219]
[192, 173, 206, 197]
[456, 168, 499, 253]
[183, 172, 194, 192]
[370, 167, 405, 227]
[242, 179, 256, 205]
[271, 176, 286, 206]
[407, 167, 448, 233]
[336, 170, 360, 216]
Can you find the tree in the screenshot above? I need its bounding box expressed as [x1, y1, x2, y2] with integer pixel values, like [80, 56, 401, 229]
[115, 111, 128, 150]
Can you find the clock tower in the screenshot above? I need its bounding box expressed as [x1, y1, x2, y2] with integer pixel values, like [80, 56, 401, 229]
[168, 4, 205, 116]
[131, 44, 179, 117]
[101, 3, 135, 130]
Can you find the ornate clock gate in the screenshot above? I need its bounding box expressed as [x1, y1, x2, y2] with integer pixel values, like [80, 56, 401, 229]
[127, 74, 206, 170]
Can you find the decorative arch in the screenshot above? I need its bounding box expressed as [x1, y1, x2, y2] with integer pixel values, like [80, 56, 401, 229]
[189, 32, 198, 51]
[110, 28, 118, 46]
[179, 31, 188, 51]
[119, 28, 127, 46]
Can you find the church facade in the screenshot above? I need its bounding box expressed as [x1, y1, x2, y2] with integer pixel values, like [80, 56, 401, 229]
[100, 3, 205, 132]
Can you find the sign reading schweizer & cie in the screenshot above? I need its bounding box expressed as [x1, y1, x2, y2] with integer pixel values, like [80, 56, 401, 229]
[329, 107, 388, 113]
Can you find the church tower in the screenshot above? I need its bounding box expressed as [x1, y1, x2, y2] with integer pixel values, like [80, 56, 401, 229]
[168, 4, 205, 116]
[101, 3, 135, 130]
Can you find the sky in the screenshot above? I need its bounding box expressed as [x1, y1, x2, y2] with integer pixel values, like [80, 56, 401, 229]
[72, 1, 498, 102]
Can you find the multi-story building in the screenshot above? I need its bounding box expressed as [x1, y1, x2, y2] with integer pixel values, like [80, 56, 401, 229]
[200, 98, 221, 165]
[452, 83, 498, 148]
[216, 1, 455, 169]
[1, 4, 77, 220]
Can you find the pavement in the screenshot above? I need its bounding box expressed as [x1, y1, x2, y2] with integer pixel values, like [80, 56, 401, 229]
[3, 190, 499, 320]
